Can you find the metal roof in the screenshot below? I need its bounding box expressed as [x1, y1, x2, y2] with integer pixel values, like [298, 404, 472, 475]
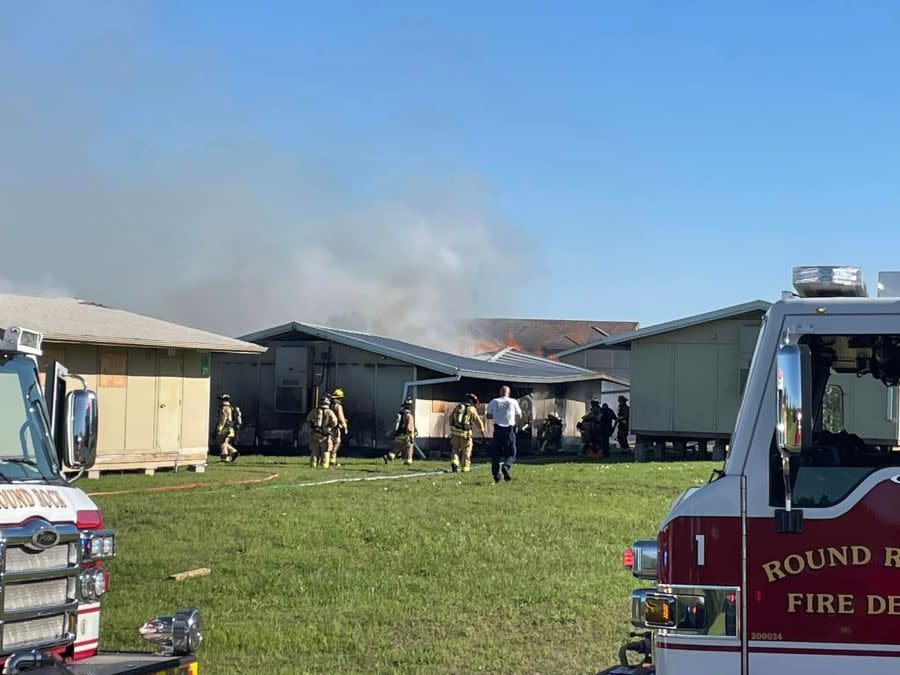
[0, 293, 266, 354]
[555, 300, 772, 355]
[242, 322, 628, 385]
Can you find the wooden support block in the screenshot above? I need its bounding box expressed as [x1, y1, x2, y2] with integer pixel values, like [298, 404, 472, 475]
[169, 568, 211, 582]
[711, 439, 727, 462]
[634, 443, 650, 463]
[144, 468, 156, 476]
[191, 464, 206, 474]
[653, 442, 666, 461]
[88, 470, 101, 480]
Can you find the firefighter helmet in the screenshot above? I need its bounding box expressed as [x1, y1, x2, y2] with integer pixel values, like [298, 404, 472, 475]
[465, 393, 479, 405]
[331, 388, 345, 399]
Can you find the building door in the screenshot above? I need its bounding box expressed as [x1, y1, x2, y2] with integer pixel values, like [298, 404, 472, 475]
[156, 353, 184, 451]
[374, 366, 415, 449]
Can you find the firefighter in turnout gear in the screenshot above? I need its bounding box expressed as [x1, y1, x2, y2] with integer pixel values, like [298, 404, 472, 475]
[537, 412, 564, 453]
[576, 399, 603, 458]
[329, 388, 349, 466]
[385, 397, 416, 465]
[307, 394, 339, 468]
[215, 393, 240, 462]
[616, 395, 630, 450]
[449, 393, 485, 473]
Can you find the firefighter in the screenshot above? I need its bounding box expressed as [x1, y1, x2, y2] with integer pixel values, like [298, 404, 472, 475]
[385, 397, 416, 465]
[537, 412, 564, 453]
[307, 394, 339, 468]
[598, 402, 618, 458]
[329, 388, 349, 466]
[449, 393, 485, 473]
[576, 400, 603, 457]
[215, 393, 239, 463]
[616, 395, 630, 450]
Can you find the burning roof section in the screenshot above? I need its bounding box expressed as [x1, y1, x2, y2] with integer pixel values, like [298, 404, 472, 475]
[463, 318, 639, 356]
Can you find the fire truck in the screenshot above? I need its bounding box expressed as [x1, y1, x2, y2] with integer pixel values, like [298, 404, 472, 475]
[0, 326, 202, 674]
[602, 266, 900, 675]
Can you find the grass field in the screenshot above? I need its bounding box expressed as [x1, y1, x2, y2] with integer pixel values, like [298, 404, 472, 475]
[89, 453, 715, 674]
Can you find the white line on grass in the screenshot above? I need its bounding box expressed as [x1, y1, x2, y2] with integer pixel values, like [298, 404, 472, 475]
[258, 464, 486, 491]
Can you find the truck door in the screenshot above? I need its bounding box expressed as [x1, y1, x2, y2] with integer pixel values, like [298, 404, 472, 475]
[746, 328, 900, 673]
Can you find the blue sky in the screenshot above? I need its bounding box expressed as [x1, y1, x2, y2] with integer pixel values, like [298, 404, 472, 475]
[4, 2, 900, 332]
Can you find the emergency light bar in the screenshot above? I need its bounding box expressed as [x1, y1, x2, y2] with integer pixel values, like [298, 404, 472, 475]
[878, 271, 900, 298]
[792, 266, 868, 298]
[0, 326, 43, 356]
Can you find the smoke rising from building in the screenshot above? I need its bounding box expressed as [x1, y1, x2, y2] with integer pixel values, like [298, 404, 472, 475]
[0, 5, 528, 351]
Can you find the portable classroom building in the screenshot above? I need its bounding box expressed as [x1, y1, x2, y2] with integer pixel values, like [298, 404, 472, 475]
[0, 293, 265, 475]
[213, 322, 628, 452]
[558, 301, 771, 460]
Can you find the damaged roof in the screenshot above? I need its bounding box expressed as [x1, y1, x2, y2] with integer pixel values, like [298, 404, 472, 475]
[464, 318, 639, 354]
[0, 293, 265, 353]
[242, 322, 628, 385]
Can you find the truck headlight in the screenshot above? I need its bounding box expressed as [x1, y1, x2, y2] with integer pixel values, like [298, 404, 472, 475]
[79, 569, 96, 602]
[139, 608, 203, 656]
[645, 594, 677, 627]
[79, 567, 107, 602]
[82, 532, 115, 561]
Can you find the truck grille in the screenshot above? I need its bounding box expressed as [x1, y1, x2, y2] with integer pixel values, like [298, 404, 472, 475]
[4, 579, 71, 612]
[5, 544, 73, 573]
[0, 521, 80, 653]
[3, 614, 67, 651]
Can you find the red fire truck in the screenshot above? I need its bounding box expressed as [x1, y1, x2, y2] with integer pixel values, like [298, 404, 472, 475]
[603, 266, 900, 674]
[0, 326, 202, 674]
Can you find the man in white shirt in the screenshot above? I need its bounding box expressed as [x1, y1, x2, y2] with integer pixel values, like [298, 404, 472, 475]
[485, 386, 523, 483]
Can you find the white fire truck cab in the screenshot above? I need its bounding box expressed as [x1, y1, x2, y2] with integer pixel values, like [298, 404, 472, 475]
[602, 267, 900, 675]
[0, 326, 202, 674]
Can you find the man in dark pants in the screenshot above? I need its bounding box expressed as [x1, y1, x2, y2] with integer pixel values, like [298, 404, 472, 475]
[616, 395, 630, 450]
[598, 402, 618, 458]
[485, 386, 523, 483]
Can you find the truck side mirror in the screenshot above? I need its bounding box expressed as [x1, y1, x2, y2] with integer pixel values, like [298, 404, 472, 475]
[775, 344, 811, 529]
[65, 389, 98, 470]
[776, 345, 806, 455]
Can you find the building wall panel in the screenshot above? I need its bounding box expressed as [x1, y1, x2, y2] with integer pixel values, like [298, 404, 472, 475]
[125, 348, 157, 452]
[181, 351, 211, 450]
[632, 342, 674, 432]
[97, 348, 127, 452]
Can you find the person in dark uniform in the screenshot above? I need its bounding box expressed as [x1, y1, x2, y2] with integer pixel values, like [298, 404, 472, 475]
[616, 396, 630, 450]
[577, 400, 603, 456]
[598, 402, 618, 458]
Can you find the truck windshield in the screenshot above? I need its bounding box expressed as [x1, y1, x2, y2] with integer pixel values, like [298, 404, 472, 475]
[770, 333, 900, 508]
[0, 355, 61, 482]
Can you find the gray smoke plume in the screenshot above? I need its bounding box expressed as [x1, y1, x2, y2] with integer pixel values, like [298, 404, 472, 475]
[0, 5, 528, 351]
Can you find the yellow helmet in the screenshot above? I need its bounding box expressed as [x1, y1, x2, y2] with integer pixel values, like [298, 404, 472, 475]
[331, 388, 344, 399]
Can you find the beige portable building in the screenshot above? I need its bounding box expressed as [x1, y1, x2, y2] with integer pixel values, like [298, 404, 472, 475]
[0, 294, 264, 475]
[558, 301, 771, 460]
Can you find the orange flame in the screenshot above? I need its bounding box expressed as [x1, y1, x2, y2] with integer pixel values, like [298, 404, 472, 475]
[472, 331, 524, 354]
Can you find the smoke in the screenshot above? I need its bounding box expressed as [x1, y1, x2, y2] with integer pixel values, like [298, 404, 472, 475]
[0, 5, 529, 351]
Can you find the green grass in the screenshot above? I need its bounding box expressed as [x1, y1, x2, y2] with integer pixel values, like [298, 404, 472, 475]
[89, 454, 714, 674]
